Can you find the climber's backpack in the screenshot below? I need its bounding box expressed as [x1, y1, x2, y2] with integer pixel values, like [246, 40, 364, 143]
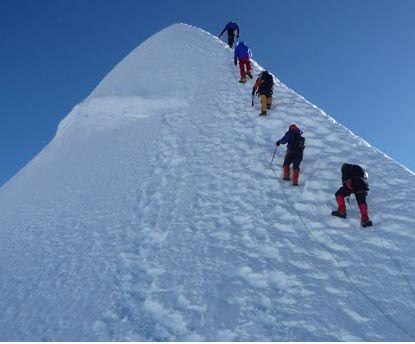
[292, 132, 305, 153]
[261, 71, 274, 90]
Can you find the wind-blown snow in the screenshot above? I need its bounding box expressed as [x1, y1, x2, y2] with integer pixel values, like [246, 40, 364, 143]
[1, 23, 415, 341]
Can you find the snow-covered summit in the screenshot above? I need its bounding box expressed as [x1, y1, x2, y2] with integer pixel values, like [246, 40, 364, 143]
[1, 23, 415, 341]
[90, 23, 219, 98]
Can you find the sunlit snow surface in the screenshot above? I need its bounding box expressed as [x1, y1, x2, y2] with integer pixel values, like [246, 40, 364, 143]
[1, 23, 415, 341]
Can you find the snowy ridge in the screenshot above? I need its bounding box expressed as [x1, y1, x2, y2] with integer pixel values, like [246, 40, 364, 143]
[1, 23, 415, 341]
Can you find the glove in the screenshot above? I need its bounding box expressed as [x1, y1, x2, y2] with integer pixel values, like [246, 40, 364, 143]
[234, 59, 237, 66]
[276, 141, 280, 146]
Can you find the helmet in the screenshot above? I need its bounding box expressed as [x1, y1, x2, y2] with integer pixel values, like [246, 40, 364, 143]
[289, 124, 298, 131]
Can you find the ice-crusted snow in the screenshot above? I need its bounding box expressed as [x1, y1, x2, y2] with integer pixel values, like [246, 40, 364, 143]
[1, 23, 415, 341]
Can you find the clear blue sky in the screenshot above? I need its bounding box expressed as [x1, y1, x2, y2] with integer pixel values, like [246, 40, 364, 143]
[1, 0, 414, 186]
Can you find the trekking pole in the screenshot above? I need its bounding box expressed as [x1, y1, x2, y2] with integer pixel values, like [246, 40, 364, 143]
[251, 93, 255, 107]
[270, 146, 278, 166]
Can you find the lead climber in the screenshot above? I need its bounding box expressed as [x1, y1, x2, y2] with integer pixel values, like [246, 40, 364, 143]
[219, 21, 240, 48]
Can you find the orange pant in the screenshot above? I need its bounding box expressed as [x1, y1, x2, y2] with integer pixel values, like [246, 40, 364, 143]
[260, 95, 272, 112]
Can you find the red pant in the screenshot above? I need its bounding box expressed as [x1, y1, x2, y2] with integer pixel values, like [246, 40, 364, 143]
[335, 189, 370, 221]
[238, 57, 252, 79]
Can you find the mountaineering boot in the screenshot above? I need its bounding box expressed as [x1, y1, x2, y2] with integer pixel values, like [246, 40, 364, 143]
[331, 210, 347, 218]
[246, 71, 253, 79]
[361, 220, 373, 228]
[283, 165, 290, 181]
[359, 204, 372, 227]
[332, 195, 347, 218]
[292, 169, 299, 186]
[239, 78, 246, 83]
[266, 103, 272, 110]
[258, 111, 267, 116]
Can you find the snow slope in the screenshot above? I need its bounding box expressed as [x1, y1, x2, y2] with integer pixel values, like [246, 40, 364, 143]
[1, 23, 415, 341]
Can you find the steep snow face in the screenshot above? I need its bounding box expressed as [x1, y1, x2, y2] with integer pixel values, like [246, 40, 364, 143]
[57, 23, 219, 137]
[1, 23, 415, 341]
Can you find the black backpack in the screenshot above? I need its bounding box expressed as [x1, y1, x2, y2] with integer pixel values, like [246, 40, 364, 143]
[292, 132, 305, 152]
[351, 165, 365, 177]
[260, 71, 274, 90]
[351, 165, 369, 191]
[343, 164, 369, 191]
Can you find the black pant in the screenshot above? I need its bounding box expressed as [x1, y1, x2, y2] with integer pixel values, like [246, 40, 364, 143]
[259, 89, 273, 98]
[228, 33, 235, 48]
[283, 151, 302, 170]
[335, 186, 367, 206]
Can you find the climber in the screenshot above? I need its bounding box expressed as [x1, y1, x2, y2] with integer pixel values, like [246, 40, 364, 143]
[275, 124, 305, 186]
[252, 70, 274, 116]
[331, 163, 373, 228]
[218, 21, 240, 48]
[234, 41, 253, 84]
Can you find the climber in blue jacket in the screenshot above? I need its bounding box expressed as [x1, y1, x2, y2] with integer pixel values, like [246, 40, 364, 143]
[276, 124, 305, 186]
[233, 41, 253, 83]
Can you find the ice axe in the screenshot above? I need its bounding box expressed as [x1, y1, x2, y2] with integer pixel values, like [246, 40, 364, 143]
[270, 146, 278, 166]
[251, 89, 257, 107]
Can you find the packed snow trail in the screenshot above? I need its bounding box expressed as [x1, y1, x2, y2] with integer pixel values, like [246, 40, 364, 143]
[1, 23, 415, 341]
